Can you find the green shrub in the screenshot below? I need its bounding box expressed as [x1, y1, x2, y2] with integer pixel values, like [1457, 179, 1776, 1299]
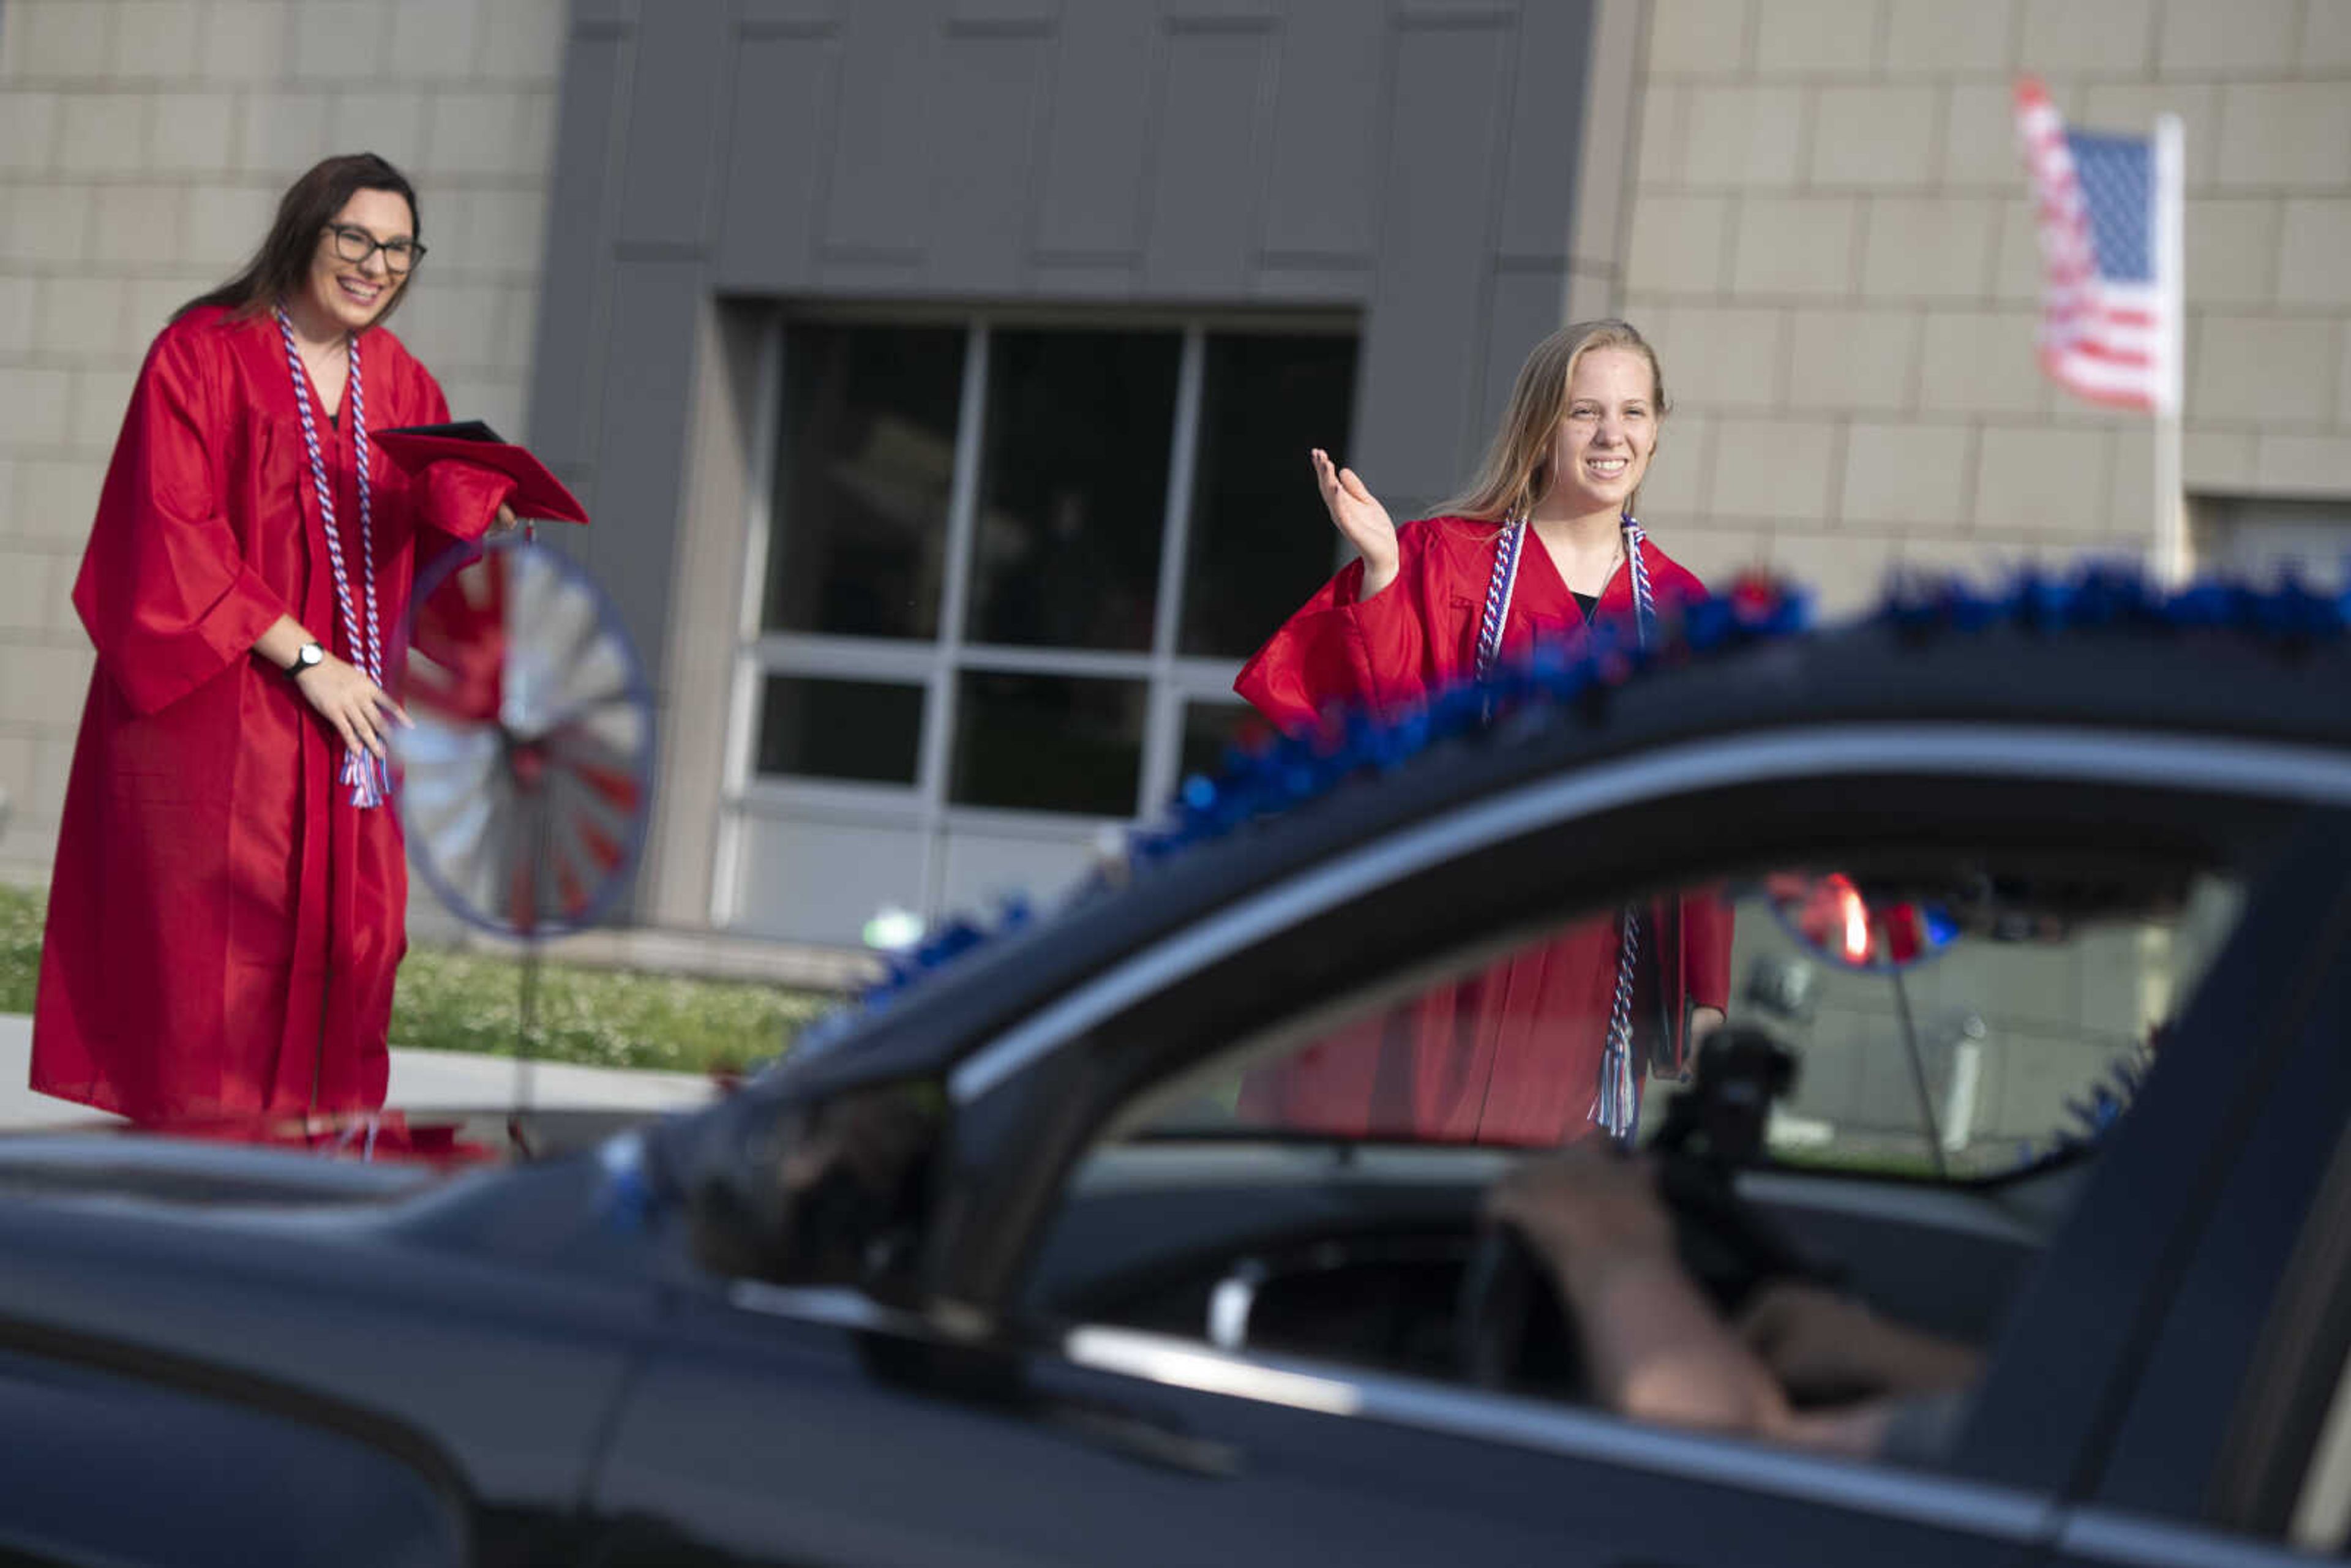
[0, 884, 830, 1076]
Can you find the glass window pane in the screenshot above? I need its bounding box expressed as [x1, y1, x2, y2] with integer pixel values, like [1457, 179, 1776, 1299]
[950, 672, 1144, 816]
[763, 323, 965, 640]
[1094, 857, 2246, 1472]
[966, 329, 1180, 652]
[1178, 699, 1261, 785]
[1172, 864, 2237, 1175]
[754, 675, 926, 785]
[1180, 333, 1360, 658]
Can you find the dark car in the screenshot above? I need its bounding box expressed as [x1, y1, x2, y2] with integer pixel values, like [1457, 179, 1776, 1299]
[4, 575, 2350, 1568]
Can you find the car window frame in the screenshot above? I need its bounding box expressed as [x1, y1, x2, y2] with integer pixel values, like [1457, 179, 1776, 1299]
[945, 723, 2351, 1109]
[2047, 813, 2351, 1547]
[2234, 1114, 2351, 1548]
[1943, 807, 2351, 1494]
[1022, 814, 2351, 1558]
[928, 723, 2351, 1307]
[873, 726, 2351, 1510]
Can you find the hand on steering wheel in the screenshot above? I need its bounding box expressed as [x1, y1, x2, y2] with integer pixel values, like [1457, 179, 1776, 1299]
[1489, 1143, 1676, 1267]
[1460, 1144, 1660, 1394]
[1462, 1140, 1823, 1394]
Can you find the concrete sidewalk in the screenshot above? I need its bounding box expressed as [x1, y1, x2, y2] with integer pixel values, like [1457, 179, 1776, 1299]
[0, 1015, 718, 1129]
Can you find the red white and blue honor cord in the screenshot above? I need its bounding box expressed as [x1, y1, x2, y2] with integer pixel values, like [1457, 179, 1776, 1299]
[275, 307, 388, 809]
[1477, 508, 1657, 1144]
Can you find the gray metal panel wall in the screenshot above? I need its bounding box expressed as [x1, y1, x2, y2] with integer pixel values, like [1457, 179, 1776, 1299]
[529, 0, 1597, 721]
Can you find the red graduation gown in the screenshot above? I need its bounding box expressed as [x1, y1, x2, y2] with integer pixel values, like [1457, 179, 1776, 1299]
[1232, 516, 1734, 1144]
[32, 306, 512, 1121]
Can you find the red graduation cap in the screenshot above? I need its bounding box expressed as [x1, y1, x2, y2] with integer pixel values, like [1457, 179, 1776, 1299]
[373, 421, 590, 525]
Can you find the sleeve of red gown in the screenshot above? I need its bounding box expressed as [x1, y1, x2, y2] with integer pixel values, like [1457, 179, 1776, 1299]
[1233, 529, 1441, 735]
[72, 329, 291, 718]
[398, 370, 514, 546]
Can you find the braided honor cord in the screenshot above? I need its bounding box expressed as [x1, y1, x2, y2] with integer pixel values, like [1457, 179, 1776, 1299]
[274, 307, 389, 808]
[1475, 508, 1658, 1143]
[1592, 511, 1660, 1142]
[1474, 508, 1529, 688]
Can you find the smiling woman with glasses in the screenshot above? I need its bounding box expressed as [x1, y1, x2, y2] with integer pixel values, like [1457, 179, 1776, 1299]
[29, 152, 517, 1125]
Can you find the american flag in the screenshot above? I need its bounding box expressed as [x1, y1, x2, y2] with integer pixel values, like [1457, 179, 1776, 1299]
[2014, 77, 2181, 413]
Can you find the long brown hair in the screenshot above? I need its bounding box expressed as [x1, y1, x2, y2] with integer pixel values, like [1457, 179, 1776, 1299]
[1438, 320, 1668, 522]
[177, 152, 422, 329]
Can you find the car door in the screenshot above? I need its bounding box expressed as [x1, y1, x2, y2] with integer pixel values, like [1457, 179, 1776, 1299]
[582, 1272, 2050, 1568]
[582, 764, 2346, 1566]
[969, 817, 2347, 1568]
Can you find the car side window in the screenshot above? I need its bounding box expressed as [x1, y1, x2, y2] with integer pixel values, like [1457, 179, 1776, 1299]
[1059, 855, 2242, 1474]
[1154, 865, 2238, 1178]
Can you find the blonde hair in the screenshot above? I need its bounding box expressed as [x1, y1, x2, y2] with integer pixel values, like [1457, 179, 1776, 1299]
[1438, 319, 1668, 522]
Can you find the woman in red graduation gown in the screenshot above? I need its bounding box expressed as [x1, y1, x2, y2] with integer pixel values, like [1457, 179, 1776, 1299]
[32, 154, 515, 1120]
[1234, 320, 1734, 1146]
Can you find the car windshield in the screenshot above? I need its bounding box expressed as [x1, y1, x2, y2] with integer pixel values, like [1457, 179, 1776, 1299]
[1128, 860, 2244, 1184]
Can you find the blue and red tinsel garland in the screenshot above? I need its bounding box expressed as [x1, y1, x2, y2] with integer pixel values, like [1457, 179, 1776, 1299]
[789, 560, 2351, 1056]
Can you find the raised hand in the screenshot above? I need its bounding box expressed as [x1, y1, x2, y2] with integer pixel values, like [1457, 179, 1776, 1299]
[1310, 448, 1399, 597]
[294, 652, 410, 760]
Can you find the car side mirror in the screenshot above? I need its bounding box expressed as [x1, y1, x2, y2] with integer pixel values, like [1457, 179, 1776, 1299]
[685, 1079, 944, 1300]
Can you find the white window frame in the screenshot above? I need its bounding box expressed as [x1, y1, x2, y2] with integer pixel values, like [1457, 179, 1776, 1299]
[713, 306, 1355, 929]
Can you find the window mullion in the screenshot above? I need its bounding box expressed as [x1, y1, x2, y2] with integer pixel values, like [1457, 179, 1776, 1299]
[711, 314, 790, 926]
[727, 315, 790, 795]
[1139, 325, 1207, 816]
[917, 323, 992, 895]
[749, 635, 941, 680]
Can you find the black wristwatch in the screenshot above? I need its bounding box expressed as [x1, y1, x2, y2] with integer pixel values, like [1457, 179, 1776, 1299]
[284, 640, 325, 679]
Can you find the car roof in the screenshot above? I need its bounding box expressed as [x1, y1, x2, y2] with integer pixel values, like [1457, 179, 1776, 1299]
[756, 580, 2351, 1104]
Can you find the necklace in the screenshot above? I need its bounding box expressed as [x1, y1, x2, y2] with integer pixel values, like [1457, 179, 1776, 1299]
[1591, 536, 1625, 595]
[274, 305, 387, 808]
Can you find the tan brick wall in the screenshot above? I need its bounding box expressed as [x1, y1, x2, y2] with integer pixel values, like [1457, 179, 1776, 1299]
[0, 0, 564, 885]
[1620, 0, 2351, 609]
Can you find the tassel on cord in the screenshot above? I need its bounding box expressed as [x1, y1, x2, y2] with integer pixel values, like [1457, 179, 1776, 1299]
[340, 749, 390, 810]
[1592, 906, 1644, 1143]
[331, 1112, 384, 1161]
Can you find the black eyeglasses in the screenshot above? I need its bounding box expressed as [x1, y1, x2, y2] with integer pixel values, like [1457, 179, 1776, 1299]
[326, 223, 426, 274]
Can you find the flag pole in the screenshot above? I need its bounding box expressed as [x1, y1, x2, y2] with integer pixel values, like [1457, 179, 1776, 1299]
[2153, 112, 2186, 585]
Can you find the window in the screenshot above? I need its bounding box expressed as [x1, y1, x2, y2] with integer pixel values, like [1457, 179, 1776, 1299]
[1054, 854, 2241, 1474]
[761, 322, 963, 642]
[2195, 497, 2350, 590]
[728, 313, 1357, 943]
[1147, 864, 2235, 1169]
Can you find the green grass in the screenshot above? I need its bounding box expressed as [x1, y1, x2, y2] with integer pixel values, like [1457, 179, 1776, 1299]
[0, 885, 39, 1016]
[0, 883, 836, 1077]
